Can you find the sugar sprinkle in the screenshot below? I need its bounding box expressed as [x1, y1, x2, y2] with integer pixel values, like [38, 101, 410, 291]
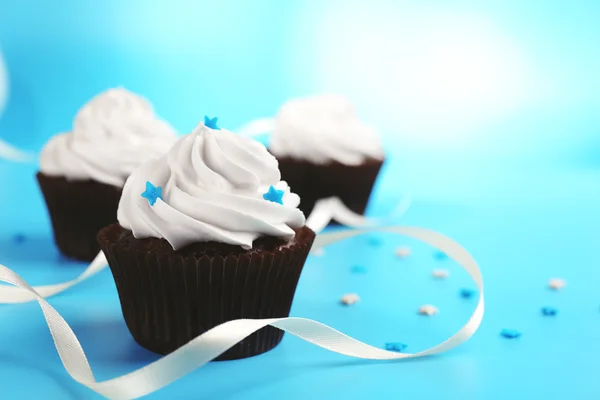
[548, 278, 566, 291]
[432, 269, 449, 279]
[340, 293, 360, 306]
[395, 246, 411, 258]
[418, 304, 439, 316]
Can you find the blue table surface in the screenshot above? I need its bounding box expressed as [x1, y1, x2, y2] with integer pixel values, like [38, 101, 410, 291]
[1, 159, 600, 400]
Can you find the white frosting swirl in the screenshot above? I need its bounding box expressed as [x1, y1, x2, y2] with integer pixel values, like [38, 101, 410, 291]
[269, 94, 384, 165]
[39, 88, 178, 187]
[118, 123, 306, 250]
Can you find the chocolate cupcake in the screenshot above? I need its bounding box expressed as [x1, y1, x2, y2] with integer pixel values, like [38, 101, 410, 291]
[97, 117, 314, 360]
[38, 88, 178, 261]
[268, 94, 385, 217]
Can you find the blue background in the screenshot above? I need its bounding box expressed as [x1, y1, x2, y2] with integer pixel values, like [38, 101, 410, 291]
[1, 0, 600, 399]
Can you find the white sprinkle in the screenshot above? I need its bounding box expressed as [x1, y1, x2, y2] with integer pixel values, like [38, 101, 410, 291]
[395, 246, 411, 258]
[432, 269, 449, 279]
[548, 278, 566, 290]
[312, 248, 325, 257]
[418, 304, 439, 316]
[340, 293, 360, 306]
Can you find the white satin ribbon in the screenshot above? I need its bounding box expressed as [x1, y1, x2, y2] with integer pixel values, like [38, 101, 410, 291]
[0, 225, 483, 400]
[235, 117, 275, 138]
[0, 251, 108, 303]
[306, 196, 412, 234]
[0, 138, 34, 162]
[0, 197, 409, 303]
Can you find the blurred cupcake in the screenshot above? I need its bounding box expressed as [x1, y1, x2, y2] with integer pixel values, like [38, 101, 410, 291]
[38, 88, 178, 261]
[97, 117, 314, 360]
[269, 94, 385, 217]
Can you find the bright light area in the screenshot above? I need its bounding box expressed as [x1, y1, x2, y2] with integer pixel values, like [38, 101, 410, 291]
[293, 3, 537, 145]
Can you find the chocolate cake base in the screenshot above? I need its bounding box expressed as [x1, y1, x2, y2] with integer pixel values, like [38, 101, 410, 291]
[37, 172, 122, 262]
[97, 224, 315, 361]
[276, 157, 384, 218]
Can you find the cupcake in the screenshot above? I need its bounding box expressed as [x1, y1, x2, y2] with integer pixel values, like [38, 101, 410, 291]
[97, 117, 315, 360]
[38, 88, 178, 261]
[268, 94, 385, 217]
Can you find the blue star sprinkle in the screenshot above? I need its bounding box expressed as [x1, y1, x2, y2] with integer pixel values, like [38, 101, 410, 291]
[385, 342, 408, 352]
[141, 181, 163, 206]
[500, 329, 521, 339]
[263, 185, 284, 205]
[541, 307, 557, 317]
[434, 251, 449, 261]
[351, 265, 367, 274]
[13, 233, 26, 244]
[460, 288, 476, 299]
[204, 115, 220, 130]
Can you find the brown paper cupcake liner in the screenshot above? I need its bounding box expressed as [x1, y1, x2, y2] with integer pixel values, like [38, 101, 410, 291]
[37, 172, 122, 261]
[276, 157, 384, 219]
[97, 224, 315, 360]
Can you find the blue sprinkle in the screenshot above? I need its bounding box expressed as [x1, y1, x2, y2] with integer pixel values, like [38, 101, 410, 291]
[263, 185, 284, 205]
[460, 288, 476, 299]
[500, 329, 521, 339]
[541, 307, 557, 316]
[351, 265, 367, 274]
[13, 234, 26, 244]
[385, 342, 408, 352]
[204, 115, 220, 130]
[141, 181, 163, 206]
[434, 251, 448, 261]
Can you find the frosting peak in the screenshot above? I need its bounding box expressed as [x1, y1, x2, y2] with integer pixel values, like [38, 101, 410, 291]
[269, 94, 384, 165]
[39, 88, 178, 187]
[118, 122, 306, 250]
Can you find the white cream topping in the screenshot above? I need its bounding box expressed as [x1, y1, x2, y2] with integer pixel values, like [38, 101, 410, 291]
[118, 122, 306, 250]
[39, 88, 178, 187]
[269, 94, 384, 165]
